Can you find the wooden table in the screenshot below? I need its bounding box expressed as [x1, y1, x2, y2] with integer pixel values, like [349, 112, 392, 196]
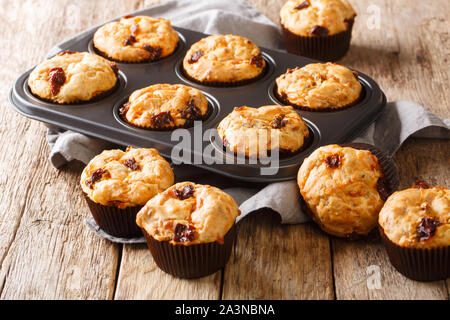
[0, 0, 448, 300]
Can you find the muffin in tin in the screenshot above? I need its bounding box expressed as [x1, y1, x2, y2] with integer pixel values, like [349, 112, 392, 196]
[275, 62, 362, 111]
[136, 182, 240, 278]
[93, 15, 179, 63]
[217, 105, 310, 158]
[80, 146, 174, 238]
[120, 84, 209, 130]
[297, 144, 387, 238]
[379, 181, 449, 281]
[28, 51, 119, 104]
[182, 34, 266, 86]
[280, 0, 356, 61]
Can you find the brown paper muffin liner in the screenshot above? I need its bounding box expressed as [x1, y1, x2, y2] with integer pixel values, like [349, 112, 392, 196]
[142, 224, 236, 279]
[83, 193, 143, 238]
[281, 19, 354, 62]
[379, 228, 450, 281]
[300, 143, 399, 240]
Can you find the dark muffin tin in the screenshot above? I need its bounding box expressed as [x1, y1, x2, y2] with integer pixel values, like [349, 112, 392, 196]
[9, 8, 386, 183]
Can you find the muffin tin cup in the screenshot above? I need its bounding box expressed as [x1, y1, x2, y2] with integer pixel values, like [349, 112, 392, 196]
[142, 224, 236, 279]
[83, 194, 143, 238]
[300, 142, 399, 240]
[281, 20, 354, 62]
[379, 227, 450, 282]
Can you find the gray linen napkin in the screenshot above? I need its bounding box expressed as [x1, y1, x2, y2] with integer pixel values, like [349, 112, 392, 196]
[45, 0, 450, 243]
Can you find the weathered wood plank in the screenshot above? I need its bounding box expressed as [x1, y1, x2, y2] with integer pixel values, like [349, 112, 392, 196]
[222, 212, 334, 300]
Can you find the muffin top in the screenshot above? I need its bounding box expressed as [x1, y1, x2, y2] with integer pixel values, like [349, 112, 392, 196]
[81, 147, 174, 208]
[298, 144, 385, 237]
[217, 105, 310, 158]
[379, 182, 449, 248]
[93, 15, 179, 62]
[28, 51, 118, 104]
[120, 84, 209, 129]
[136, 182, 240, 245]
[182, 34, 266, 84]
[276, 62, 362, 110]
[280, 0, 356, 36]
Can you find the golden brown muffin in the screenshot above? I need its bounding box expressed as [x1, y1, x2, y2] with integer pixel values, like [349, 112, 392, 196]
[379, 183, 449, 249]
[182, 34, 266, 84]
[217, 105, 310, 158]
[136, 182, 240, 244]
[298, 144, 385, 238]
[276, 62, 362, 110]
[280, 0, 356, 37]
[93, 15, 179, 62]
[120, 84, 209, 129]
[28, 51, 118, 104]
[80, 147, 174, 208]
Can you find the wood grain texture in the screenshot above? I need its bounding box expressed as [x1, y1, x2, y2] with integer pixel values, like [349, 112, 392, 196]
[0, 0, 448, 300]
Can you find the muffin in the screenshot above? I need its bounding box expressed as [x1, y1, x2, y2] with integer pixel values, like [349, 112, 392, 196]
[136, 182, 240, 278]
[93, 15, 179, 63]
[120, 84, 209, 130]
[379, 182, 449, 281]
[217, 105, 310, 158]
[297, 144, 389, 238]
[28, 51, 118, 104]
[182, 34, 266, 86]
[275, 62, 362, 111]
[80, 147, 174, 238]
[280, 0, 356, 61]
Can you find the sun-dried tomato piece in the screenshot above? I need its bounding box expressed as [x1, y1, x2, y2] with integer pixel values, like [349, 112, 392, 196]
[49, 67, 66, 96]
[110, 63, 119, 76]
[123, 35, 136, 46]
[412, 180, 430, 189]
[271, 114, 287, 129]
[119, 102, 130, 118]
[173, 223, 196, 242]
[310, 25, 329, 37]
[188, 50, 204, 64]
[151, 111, 174, 128]
[59, 50, 75, 55]
[122, 14, 133, 19]
[251, 52, 264, 68]
[376, 178, 390, 201]
[143, 45, 162, 61]
[417, 217, 441, 241]
[325, 154, 341, 168]
[181, 100, 203, 123]
[85, 169, 110, 189]
[124, 158, 140, 171]
[295, 1, 309, 10]
[174, 184, 195, 200]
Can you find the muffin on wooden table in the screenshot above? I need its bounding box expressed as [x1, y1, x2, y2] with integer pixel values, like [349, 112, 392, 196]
[298, 144, 394, 239]
[80, 147, 174, 238]
[93, 15, 179, 63]
[136, 182, 240, 278]
[379, 181, 449, 281]
[120, 84, 209, 130]
[280, 0, 356, 61]
[275, 62, 362, 111]
[28, 51, 119, 104]
[182, 34, 266, 86]
[217, 105, 310, 158]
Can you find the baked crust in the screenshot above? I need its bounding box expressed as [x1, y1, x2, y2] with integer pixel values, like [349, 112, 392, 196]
[182, 34, 266, 83]
[121, 84, 209, 129]
[297, 144, 385, 237]
[136, 182, 240, 244]
[28, 51, 118, 104]
[217, 105, 310, 158]
[280, 0, 356, 36]
[93, 15, 179, 62]
[80, 147, 174, 208]
[276, 62, 362, 110]
[379, 186, 449, 248]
